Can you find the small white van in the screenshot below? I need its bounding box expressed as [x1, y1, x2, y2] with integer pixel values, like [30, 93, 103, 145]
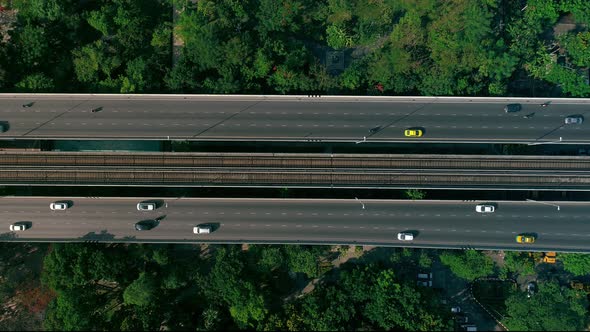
[193, 225, 211, 234]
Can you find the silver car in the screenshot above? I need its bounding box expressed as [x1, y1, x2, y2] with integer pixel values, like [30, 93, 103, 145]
[9, 223, 28, 231]
[475, 204, 495, 213]
[50, 202, 69, 210]
[137, 202, 156, 211]
[397, 232, 414, 241]
[565, 115, 584, 125]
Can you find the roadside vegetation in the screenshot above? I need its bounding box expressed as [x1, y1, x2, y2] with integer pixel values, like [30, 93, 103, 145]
[0, 0, 588, 96]
[2, 244, 590, 331]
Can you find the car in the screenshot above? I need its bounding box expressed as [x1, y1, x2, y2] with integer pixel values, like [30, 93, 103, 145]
[397, 232, 414, 241]
[50, 202, 69, 210]
[134, 219, 157, 231]
[516, 234, 535, 244]
[475, 204, 495, 213]
[504, 103, 522, 113]
[193, 225, 212, 234]
[417, 280, 432, 287]
[451, 306, 461, 313]
[137, 202, 156, 211]
[404, 128, 423, 137]
[417, 273, 432, 279]
[526, 281, 537, 298]
[0, 122, 7, 133]
[9, 223, 28, 231]
[565, 115, 584, 125]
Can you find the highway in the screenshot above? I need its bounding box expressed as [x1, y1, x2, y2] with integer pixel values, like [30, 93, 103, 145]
[1, 197, 589, 252]
[0, 94, 589, 143]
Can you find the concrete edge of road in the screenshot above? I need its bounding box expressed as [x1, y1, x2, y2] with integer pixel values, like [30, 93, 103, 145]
[0, 93, 589, 103]
[0, 196, 584, 204]
[2, 238, 589, 253]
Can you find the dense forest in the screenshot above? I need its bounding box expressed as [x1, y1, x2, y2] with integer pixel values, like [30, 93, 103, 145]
[0, 0, 588, 96]
[1, 243, 590, 331]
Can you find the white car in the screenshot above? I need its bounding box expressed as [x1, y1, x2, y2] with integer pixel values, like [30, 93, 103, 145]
[9, 224, 27, 231]
[397, 232, 414, 241]
[50, 202, 69, 210]
[137, 202, 156, 211]
[475, 204, 495, 213]
[193, 225, 212, 234]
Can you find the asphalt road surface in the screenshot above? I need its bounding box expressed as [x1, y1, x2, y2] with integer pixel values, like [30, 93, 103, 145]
[1, 94, 589, 143]
[2, 197, 589, 252]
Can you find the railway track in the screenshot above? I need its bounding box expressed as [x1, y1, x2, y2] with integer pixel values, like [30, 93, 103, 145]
[1, 152, 589, 189]
[1, 152, 590, 170]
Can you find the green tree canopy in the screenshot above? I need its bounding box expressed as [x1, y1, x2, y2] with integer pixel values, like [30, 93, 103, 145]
[504, 281, 589, 331]
[560, 253, 590, 276]
[440, 250, 494, 281]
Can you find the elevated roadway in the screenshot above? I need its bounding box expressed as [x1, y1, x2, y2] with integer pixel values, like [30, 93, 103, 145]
[1, 197, 588, 252]
[0, 94, 589, 143]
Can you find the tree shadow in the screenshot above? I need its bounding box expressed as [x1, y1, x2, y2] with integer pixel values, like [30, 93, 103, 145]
[79, 230, 116, 242]
[0, 232, 17, 240]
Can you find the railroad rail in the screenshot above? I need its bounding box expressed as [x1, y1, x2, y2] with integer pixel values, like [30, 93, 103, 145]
[1, 152, 590, 170]
[1, 152, 589, 189]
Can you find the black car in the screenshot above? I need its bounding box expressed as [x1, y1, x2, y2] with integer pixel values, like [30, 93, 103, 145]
[135, 219, 157, 231]
[504, 103, 522, 113]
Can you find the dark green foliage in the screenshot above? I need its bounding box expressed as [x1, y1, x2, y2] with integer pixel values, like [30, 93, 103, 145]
[504, 281, 589, 331]
[503, 251, 536, 276]
[440, 250, 494, 281]
[5, 0, 170, 93]
[287, 264, 452, 331]
[2, 0, 588, 96]
[560, 253, 590, 276]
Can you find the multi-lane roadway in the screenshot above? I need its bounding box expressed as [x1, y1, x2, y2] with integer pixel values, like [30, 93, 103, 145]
[0, 94, 589, 143]
[2, 197, 588, 252]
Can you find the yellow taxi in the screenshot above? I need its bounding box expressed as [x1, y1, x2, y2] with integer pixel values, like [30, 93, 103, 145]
[404, 128, 423, 137]
[516, 234, 535, 244]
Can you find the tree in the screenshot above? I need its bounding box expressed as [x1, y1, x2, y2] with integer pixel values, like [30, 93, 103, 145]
[503, 251, 536, 276]
[560, 253, 590, 276]
[504, 281, 589, 331]
[440, 250, 494, 281]
[405, 189, 426, 200]
[283, 245, 322, 279]
[15, 73, 54, 92]
[560, 32, 590, 67]
[123, 272, 158, 307]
